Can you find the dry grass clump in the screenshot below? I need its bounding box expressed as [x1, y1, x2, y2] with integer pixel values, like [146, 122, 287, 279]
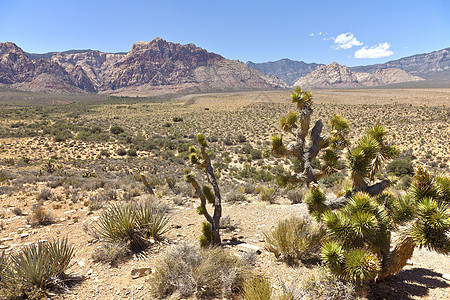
[27, 204, 54, 227]
[279, 265, 356, 300]
[150, 243, 250, 299]
[91, 242, 130, 266]
[0, 239, 75, 299]
[243, 274, 272, 300]
[264, 215, 326, 264]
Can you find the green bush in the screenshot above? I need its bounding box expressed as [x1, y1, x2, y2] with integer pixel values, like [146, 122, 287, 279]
[386, 158, 414, 177]
[110, 125, 124, 135]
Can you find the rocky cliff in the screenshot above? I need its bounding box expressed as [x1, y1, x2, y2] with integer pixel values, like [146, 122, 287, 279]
[350, 48, 450, 80]
[294, 62, 423, 88]
[1, 39, 286, 95]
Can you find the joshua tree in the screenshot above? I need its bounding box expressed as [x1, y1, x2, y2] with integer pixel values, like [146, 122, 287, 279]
[272, 87, 397, 197]
[271, 87, 350, 185]
[185, 134, 222, 247]
[311, 166, 450, 282]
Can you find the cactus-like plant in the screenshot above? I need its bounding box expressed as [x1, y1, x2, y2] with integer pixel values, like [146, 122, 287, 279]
[311, 167, 450, 282]
[185, 134, 222, 246]
[272, 87, 398, 198]
[271, 87, 349, 185]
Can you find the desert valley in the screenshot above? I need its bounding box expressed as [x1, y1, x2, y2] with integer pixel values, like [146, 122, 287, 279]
[0, 36, 449, 300]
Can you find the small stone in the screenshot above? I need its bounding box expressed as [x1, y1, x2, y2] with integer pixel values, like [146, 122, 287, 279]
[20, 233, 29, 238]
[443, 273, 450, 281]
[131, 267, 152, 279]
[235, 243, 261, 254]
[0, 237, 13, 243]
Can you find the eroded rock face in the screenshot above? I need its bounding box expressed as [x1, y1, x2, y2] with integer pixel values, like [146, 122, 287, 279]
[294, 62, 423, 88]
[0, 39, 287, 94]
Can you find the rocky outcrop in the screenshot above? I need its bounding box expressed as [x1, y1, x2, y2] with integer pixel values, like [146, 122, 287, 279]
[0, 39, 286, 95]
[294, 62, 423, 88]
[247, 59, 323, 85]
[350, 48, 450, 80]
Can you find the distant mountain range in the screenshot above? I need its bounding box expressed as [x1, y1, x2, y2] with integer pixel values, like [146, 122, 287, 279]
[294, 62, 424, 89]
[247, 59, 324, 86]
[247, 47, 450, 87]
[0, 39, 448, 95]
[0, 38, 286, 95]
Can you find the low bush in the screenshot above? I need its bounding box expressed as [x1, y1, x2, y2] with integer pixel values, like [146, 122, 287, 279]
[91, 242, 130, 266]
[264, 215, 326, 264]
[150, 243, 250, 299]
[27, 204, 54, 227]
[243, 275, 272, 300]
[279, 265, 355, 300]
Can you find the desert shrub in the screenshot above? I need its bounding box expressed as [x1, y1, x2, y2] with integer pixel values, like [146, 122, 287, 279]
[386, 158, 414, 177]
[37, 188, 53, 201]
[226, 189, 248, 202]
[27, 204, 54, 227]
[236, 134, 247, 143]
[250, 148, 263, 160]
[279, 265, 355, 300]
[259, 186, 277, 203]
[243, 275, 272, 300]
[91, 242, 130, 266]
[150, 243, 249, 299]
[172, 116, 183, 122]
[286, 187, 304, 204]
[0, 239, 74, 298]
[93, 199, 170, 251]
[264, 215, 326, 264]
[110, 125, 124, 135]
[116, 147, 127, 156]
[219, 215, 239, 231]
[12, 207, 23, 216]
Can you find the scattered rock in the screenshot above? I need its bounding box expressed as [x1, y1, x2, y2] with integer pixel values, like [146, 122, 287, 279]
[235, 243, 261, 254]
[131, 267, 152, 279]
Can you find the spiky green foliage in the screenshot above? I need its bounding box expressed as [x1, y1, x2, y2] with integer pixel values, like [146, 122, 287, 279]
[290, 86, 312, 109]
[0, 239, 74, 296]
[199, 222, 213, 248]
[264, 215, 326, 264]
[304, 184, 327, 220]
[329, 115, 350, 149]
[202, 185, 215, 204]
[435, 174, 450, 203]
[347, 124, 398, 190]
[94, 200, 169, 251]
[410, 197, 450, 254]
[314, 168, 450, 282]
[186, 133, 223, 246]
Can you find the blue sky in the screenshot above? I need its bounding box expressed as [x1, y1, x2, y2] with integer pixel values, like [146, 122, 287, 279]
[0, 0, 449, 66]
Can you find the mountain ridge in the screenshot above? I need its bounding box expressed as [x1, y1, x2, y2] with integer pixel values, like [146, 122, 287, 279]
[0, 39, 287, 95]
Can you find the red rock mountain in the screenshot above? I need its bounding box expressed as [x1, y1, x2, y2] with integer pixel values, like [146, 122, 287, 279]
[0, 39, 287, 95]
[294, 62, 424, 88]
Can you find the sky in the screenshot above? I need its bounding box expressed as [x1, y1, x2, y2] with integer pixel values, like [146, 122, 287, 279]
[0, 0, 449, 66]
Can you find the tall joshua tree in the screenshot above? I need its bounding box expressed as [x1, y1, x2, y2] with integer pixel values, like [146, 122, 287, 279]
[184, 134, 222, 247]
[272, 87, 398, 197]
[271, 86, 350, 185]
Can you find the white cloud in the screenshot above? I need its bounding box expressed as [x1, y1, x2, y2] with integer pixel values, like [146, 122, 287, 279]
[354, 42, 394, 58]
[309, 33, 315, 36]
[333, 32, 363, 50]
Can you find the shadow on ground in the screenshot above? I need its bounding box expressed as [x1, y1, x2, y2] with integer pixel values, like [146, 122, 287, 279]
[369, 268, 449, 299]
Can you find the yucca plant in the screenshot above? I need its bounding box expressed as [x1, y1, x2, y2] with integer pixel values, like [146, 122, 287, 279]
[271, 87, 350, 185]
[6, 239, 74, 292]
[185, 133, 223, 246]
[313, 167, 450, 282]
[94, 199, 170, 251]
